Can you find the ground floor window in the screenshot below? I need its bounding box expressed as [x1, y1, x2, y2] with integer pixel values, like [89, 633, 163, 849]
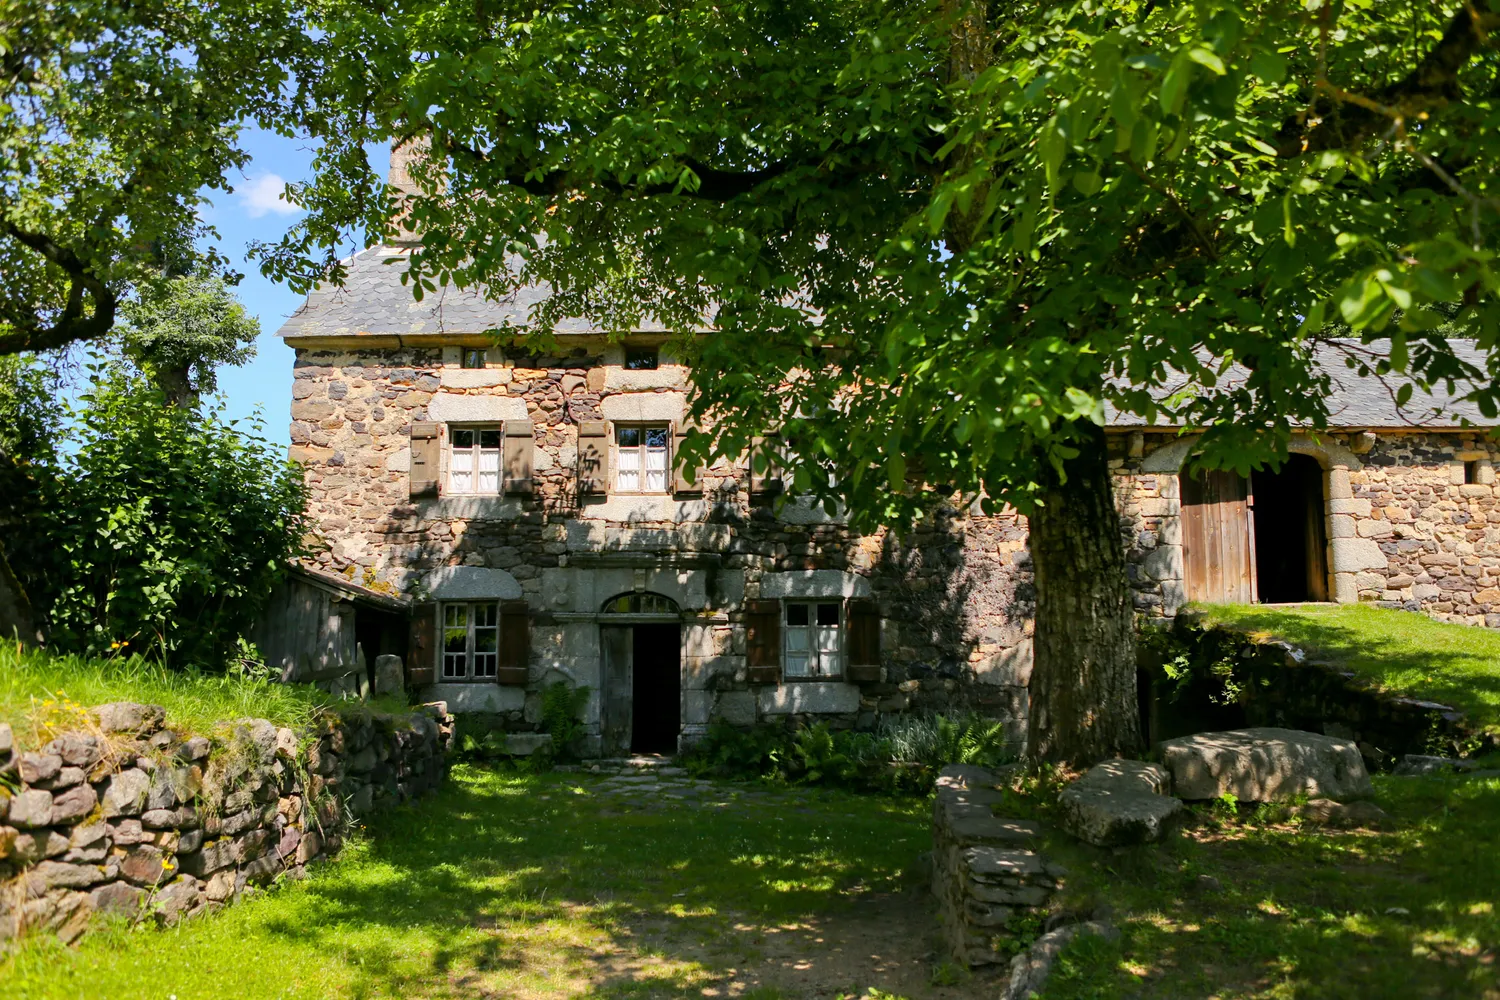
[442, 602, 499, 680]
[783, 600, 842, 678]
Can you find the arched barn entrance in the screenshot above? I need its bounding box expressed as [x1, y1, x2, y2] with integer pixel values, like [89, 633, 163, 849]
[1180, 453, 1330, 604]
[598, 592, 682, 755]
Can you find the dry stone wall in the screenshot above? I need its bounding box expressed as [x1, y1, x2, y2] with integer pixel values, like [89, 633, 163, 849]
[0, 701, 452, 946]
[930, 764, 1061, 967]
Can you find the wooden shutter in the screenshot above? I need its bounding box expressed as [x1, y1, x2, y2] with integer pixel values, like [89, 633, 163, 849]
[673, 420, 706, 494]
[503, 419, 534, 495]
[406, 602, 436, 687]
[496, 599, 530, 684]
[409, 421, 440, 498]
[845, 599, 881, 682]
[577, 420, 610, 494]
[749, 434, 783, 494]
[745, 599, 782, 684]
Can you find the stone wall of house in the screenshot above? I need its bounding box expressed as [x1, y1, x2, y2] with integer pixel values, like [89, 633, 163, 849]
[286, 343, 1037, 743]
[0, 701, 452, 946]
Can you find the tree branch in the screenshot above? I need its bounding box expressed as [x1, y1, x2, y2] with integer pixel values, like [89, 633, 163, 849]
[0, 222, 118, 355]
[443, 136, 791, 201]
[1282, 0, 1500, 154]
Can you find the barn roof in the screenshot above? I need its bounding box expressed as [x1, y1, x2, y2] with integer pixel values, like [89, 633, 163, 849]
[276, 247, 1497, 431]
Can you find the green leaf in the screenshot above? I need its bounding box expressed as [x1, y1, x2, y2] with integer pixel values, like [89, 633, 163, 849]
[1072, 171, 1103, 196]
[1130, 119, 1159, 164]
[1298, 300, 1327, 334]
[1188, 47, 1226, 75]
[1160, 52, 1192, 116]
[1038, 118, 1067, 195]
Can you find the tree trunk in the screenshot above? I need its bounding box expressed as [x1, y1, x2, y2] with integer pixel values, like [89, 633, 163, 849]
[0, 544, 40, 646]
[1026, 422, 1141, 764]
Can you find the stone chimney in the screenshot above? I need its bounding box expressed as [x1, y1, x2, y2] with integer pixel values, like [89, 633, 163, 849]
[387, 137, 429, 245]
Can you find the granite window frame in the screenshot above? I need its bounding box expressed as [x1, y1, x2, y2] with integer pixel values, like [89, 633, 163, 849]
[446, 424, 504, 496]
[440, 601, 500, 681]
[782, 600, 844, 679]
[613, 423, 672, 495]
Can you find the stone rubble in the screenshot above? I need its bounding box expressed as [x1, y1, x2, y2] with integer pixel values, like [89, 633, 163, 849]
[0, 700, 453, 947]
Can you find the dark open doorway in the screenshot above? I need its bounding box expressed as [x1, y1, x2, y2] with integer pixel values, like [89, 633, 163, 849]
[630, 624, 681, 754]
[1250, 454, 1329, 602]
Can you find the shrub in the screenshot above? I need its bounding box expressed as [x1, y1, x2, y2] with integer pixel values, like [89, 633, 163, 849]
[17, 375, 308, 668]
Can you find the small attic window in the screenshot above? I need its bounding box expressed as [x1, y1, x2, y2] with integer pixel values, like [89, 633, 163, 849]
[461, 348, 487, 370]
[625, 347, 659, 370]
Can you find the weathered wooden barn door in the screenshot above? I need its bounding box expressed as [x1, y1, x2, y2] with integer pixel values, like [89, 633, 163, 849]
[1180, 469, 1257, 604]
[600, 626, 633, 755]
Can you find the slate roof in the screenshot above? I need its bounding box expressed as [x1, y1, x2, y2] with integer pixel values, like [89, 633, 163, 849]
[277, 246, 1496, 430]
[275, 245, 668, 338]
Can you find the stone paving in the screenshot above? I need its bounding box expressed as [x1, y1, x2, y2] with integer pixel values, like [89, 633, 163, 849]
[553, 757, 810, 813]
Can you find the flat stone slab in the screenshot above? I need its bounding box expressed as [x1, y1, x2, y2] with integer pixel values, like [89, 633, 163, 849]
[1058, 785, 1182, 847]
[1073, 759, 1171, 795]
[1160, 727, 1374, 802]
[962, 845, 1048, 880]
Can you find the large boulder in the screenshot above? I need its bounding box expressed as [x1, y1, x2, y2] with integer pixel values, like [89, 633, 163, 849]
[1160, 728, 1374, 802]
[1058, 760, 1182, 847]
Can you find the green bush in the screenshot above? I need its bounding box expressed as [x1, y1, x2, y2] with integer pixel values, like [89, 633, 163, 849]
[13, 375, 307, 668]
[682, 711, 1017, 794]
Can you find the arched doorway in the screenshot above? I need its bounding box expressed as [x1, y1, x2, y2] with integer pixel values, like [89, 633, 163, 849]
[1180, 454, 1330, 604]
[598, 592, 681, 755]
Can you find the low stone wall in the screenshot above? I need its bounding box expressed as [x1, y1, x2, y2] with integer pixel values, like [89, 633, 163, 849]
[0, 700, 452, 946]
[930, 764, 1062, 967]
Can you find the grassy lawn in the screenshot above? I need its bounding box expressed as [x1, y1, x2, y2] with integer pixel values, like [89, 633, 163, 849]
[5, 761, 1499, 999]
[3, 766, 939, 1000]
[0, 644, 406, 747]
[1041, 772, 1500, 999]
[1195, 603, 1500, 734]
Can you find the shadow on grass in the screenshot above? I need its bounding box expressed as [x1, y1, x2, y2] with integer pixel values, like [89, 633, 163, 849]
[1042, 774, 1500, 1000]
[247, 767, 944, 999]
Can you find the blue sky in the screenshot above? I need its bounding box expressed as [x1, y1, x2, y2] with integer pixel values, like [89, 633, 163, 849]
[200, 128, 377, 450]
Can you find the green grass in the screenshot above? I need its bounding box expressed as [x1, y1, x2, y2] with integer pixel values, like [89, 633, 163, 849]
[1195, 602, 1500, 734]
[0, 643, 407, 748]
[1041, 772, 1500, 999]
[2, 766, 931, 1000]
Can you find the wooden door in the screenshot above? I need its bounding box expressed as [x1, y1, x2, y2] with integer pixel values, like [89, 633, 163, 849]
[1180, 469, 1257, 604]
[600, 626, 633, 755]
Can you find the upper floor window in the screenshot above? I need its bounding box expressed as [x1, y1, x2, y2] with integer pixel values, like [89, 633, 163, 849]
[449, 426, 502, 495]
[616, 424, 670, 493]
[625, 347, 659, 370]
[461, 348, 487, 369]
[784, 601, 843, 678]
[442, 601, 498, 680]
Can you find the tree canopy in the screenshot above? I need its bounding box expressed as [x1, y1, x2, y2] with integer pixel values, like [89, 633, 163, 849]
[0, 0, 311, 356]
[274, 0, 1500, 524]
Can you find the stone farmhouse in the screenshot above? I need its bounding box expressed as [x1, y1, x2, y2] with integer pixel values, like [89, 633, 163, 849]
[257, 160, 1500, 757]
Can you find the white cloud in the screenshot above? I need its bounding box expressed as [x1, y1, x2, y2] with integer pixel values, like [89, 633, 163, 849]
[238, 174, 302, 218]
